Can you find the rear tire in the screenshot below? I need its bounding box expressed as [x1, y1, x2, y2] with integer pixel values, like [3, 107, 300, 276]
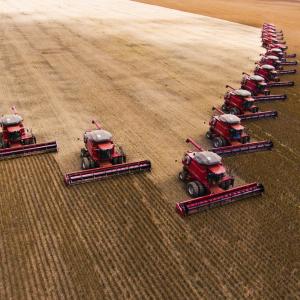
[206, 131, 212, 139]
[221, 104, 228, 112]
[82, 157, 91, 170]
[179, 170, 188, 182]
[80, 148, 88, 158]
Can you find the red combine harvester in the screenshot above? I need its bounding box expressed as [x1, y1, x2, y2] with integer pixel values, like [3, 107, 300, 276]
[254, 64, 279, 81]
[206, 113, 273, 156]
[262, 23, 282, 33]
[259, 55, 298, 68]
[254, 65, 295, 87]
[266, 47, 296, 59]
[64, 120, 151, 185]
[263, 40, 288, 51]
[261, 48, 296, 61]
[262, 37, 286, 48]
[262, 23, 283, 34]
[0, 106, 57, 159]
[176, 138, 264, 216]
[241, 73, 293, 96]
[218, 86, 279, 121]
[263, 49, 297, 74]
[261, 32, 284, 40]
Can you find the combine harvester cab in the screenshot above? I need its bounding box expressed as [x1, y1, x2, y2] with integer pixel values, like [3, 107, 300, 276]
[176, 138, 264, 216]
[254, 64, 295, 88]
[0, 106, 57, 160]
[206, 113, 273, 157]
[218, 86, 279, 121]
[64, 120, 151, 185]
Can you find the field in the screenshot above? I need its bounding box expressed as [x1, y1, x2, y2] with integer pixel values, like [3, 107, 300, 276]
[0, 0, 299, 298]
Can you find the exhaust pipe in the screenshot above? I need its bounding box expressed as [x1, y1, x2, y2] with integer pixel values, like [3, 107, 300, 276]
[0, 141, 58, 160]
[64, 160, 151, 185]
[210, 141, 273, 157]
[176, 183, 264, 217]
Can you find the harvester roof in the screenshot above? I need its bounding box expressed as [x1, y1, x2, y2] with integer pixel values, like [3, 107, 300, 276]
[267, 55, 280, 60]
[85, 129, 112, 143]
[218, 114, 241, 124]
[261, 64, 275, 70]
[234, 89, 251, 97]
[193, 151, 222, 166]
[271, 48, 282, 53]
[0, 114, 23, 126]
[250, 75, 265, 81]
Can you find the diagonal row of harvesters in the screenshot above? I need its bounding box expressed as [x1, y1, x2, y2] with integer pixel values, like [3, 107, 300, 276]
[0, 23, 296, 218]
[0, 110, 151, 182]
[176, 23, 298, 217]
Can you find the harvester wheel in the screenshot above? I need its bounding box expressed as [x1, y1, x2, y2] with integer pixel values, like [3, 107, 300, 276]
[24, 139, 32, 145]
[90, 160, 96, 168]
[1, 141, 9, 148]
[80, 148, 88, 157]
[195, 181, 206, 196]
[187, 182, 199, 198]
[212, 137, 224, 148]
[82, 157, 91, 170]
[220, 180, 231, 190]
[112, 157, 119, 165]
[206, 131, 212, 139]
[179, 170, 188, 182]
[229, 107, 240, 115]
[221, 104, 228, 112]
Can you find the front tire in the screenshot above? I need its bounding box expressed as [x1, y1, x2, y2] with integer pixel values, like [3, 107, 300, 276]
[220, 181, 231, 190]
[80, 148, 88, 158]
[187, 181, 206, 198]
[179, 170, 188, 182]
[82, 157, 91, 170]
[212, 137, 224, 148]
[229, 107, 240, 115]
